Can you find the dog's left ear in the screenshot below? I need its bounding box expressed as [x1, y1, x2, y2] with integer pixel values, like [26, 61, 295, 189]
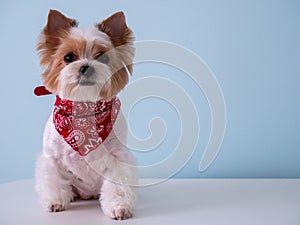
[97, 12, 132, 46]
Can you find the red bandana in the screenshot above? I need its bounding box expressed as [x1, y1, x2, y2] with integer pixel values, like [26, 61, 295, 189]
[53, 96, 121, 156]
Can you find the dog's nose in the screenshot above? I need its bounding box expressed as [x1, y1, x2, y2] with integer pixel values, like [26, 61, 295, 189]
[79, 65, 95, 77]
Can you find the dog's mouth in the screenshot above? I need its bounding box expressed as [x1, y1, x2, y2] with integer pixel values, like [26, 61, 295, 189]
[79, 81, 96, 86]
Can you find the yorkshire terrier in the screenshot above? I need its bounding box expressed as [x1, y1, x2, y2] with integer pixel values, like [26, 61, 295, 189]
[35, 9, 137, 220]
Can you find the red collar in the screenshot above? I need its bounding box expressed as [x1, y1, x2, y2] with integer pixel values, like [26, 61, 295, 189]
[53, 96, 121, 156]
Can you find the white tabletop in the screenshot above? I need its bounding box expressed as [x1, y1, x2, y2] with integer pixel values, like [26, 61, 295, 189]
[1, 179, 299, 225]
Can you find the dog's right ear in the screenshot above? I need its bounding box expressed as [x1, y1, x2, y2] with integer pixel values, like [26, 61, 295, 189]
[45, 9, 77, 36]
[37, 10, 77, 67]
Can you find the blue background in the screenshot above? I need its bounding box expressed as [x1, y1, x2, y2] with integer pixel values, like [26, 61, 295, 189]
[0, 0, 299, 183]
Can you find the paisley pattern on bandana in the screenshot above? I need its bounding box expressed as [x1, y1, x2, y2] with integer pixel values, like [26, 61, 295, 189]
[53, 96, 120, 156]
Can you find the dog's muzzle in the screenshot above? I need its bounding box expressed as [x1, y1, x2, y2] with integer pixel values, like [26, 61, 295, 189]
[79, 65, 95, 85]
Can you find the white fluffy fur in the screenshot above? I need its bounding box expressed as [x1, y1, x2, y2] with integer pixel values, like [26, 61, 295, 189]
[69, 27, 112, 48]
[35, 111, 138, 219]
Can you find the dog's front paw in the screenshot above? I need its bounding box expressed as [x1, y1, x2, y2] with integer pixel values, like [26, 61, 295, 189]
[103, 204, 133, 220]
[48, 204, 65, 212]
[112, 206, 133, 220]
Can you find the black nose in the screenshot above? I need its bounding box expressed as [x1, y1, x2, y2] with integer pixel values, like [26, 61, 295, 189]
[79, 65, 95, 77]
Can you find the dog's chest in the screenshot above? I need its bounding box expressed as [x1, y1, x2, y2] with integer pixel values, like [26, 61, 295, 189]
[56, 146, 107, 196]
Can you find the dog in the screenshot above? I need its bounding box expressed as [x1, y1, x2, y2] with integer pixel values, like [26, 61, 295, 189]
[35, 9, 138, 220]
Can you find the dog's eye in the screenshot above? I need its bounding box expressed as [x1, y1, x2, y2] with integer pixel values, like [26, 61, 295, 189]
[64, 53, 76, 64]
[97, 53, 109, 64]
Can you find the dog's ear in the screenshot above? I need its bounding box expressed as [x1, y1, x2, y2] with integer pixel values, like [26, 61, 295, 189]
[45, 9, 77, 36]
[97, 12, 132, 47]
[37, 10, 77, 67]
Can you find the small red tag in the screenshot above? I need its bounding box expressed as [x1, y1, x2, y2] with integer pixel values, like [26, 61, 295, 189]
[34, 86, 52, 96]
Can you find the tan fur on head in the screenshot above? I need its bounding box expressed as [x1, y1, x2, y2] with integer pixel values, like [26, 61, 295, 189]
[37, 10, 135, 101]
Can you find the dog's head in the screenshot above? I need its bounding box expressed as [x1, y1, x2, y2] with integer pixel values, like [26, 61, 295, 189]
[37, 10, 134, 101]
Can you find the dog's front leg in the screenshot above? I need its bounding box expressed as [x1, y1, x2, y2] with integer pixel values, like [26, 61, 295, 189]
[100, 159, 138, 220]
[35, 153, 73, 212]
